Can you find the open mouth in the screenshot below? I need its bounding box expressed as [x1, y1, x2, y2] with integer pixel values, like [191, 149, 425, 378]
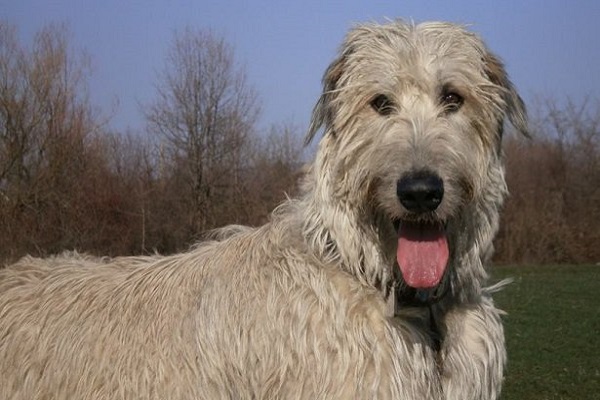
[393, 220, 449, 289]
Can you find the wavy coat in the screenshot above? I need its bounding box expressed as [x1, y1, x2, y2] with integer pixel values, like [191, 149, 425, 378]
[0, 20, 527, 399]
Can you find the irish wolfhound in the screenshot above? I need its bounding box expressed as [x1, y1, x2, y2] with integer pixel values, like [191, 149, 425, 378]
[0, 20, 527, 399]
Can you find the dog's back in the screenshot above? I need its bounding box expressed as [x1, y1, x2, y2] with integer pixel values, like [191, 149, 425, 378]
[0, 221, 440, 400]
[0, 251, 210, 399]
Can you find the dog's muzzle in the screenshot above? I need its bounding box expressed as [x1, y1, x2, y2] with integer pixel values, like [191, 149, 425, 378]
[394, 170, 449, 290]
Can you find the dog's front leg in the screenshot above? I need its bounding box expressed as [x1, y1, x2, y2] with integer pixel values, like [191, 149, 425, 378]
[438, 296, 506, 400]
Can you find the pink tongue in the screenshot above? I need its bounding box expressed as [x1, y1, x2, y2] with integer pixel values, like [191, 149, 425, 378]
[396, 222, 449, 289]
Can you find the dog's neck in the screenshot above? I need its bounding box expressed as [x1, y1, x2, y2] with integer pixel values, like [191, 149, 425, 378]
[301, 198, 392, 290]
[299, 152, 394, 291]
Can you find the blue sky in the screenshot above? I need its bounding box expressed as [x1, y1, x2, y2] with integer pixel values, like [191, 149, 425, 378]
[3, 1, 600, 133]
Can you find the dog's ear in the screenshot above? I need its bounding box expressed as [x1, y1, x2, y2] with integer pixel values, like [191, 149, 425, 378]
[305, 51, 347, 145]
[484, 53, 529, 138]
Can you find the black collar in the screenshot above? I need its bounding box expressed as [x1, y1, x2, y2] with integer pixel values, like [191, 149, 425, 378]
[395, 285, 448, 307]
[395, 285, 446, 352]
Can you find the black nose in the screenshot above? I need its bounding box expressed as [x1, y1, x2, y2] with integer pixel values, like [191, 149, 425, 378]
[396, 171, 444, 213]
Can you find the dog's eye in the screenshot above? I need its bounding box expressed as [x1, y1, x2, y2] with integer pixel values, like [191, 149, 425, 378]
[440, 91, 464, 112]
[370, 94, 395, 116]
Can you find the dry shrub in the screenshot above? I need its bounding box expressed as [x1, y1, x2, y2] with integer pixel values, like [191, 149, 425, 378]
[495, 100, 600, 263]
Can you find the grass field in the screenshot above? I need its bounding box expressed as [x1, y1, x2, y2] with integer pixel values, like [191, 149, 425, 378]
[491, 264, 600, 400]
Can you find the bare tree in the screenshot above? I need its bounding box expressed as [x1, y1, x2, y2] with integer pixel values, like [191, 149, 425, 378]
[0, 22, 103, 260]
[0, 22, 307, 263]
[145, 28, 260, 234]
[245, 122, 305, 220]
[0, 23, 94, 185]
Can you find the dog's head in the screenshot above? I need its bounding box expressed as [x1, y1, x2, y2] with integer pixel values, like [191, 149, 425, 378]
[306, 21, 527, 296]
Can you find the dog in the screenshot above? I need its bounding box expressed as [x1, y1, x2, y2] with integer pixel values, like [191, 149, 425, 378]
[0, 20, 527, 399]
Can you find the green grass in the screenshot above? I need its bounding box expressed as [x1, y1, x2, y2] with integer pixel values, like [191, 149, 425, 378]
[492, 264, 600, 400]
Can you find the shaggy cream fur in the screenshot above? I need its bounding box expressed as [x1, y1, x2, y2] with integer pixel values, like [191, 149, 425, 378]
[0, 20, 527, 399]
